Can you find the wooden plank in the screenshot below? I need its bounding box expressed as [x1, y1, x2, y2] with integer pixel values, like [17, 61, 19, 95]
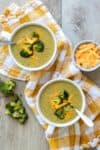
[43, 0, 62, 25]
[62, 0, 100, 85]
[0, 0, 61, 150]
[0, 75, 49, 150]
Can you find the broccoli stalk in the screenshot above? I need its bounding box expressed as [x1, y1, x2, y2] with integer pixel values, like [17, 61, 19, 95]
[0, 80, 16, 96]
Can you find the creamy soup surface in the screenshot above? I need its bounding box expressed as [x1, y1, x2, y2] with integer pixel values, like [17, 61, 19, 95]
[39, 81, 82, 124]
[11, 25, 54, 68]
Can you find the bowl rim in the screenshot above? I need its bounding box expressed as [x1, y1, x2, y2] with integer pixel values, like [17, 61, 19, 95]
[36, 78, 86, 127]
[9, 22, 57, 71]
[72, 40, 100, 72]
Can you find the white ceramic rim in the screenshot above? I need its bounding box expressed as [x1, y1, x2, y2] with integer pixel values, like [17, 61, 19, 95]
[36, 78, 86, 127]
[9, 22, 57, 71]
[72, 40, 100, 72]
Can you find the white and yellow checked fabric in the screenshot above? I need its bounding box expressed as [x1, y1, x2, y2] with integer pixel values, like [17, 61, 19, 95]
[0, 0, 100, 149]
[0, 0, 71, 80]
[25, 66, 100, 150]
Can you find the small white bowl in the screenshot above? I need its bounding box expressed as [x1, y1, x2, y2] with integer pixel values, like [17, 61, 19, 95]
[9, 22, 57, 72]
[73, 40, 100, 72]
[36, 78, 86, 128]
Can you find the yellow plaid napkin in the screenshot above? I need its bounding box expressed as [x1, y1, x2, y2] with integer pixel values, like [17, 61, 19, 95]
[25, 68, 100, 149]
[0, 0, 71, 80]
[0, 0, 100, 149]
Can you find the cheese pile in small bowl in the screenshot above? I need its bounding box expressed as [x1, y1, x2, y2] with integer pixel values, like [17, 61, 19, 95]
[73, 41, 100, 72]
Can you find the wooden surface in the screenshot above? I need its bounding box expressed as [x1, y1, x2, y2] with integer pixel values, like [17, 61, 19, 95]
[0, 0, 99, 150]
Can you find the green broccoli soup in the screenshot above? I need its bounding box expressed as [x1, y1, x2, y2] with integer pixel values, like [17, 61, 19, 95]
[39, 81, 83, 124]
[11, 25, 55, 68]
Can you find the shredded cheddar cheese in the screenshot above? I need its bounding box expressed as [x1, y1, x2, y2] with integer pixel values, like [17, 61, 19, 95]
[55, 102, 68, 109]
[50, 94, 73, 110]
[75, 42, 100, 69]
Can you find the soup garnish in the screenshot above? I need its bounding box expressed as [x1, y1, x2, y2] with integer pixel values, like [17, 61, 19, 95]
[17, 31, 45, 58]
[50, 90, 74, 120]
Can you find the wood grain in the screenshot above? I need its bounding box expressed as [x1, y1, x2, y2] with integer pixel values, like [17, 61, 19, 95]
[62, 0, 100, 85]
[43, 0, 62, 25]
[0, 0, 100, 150]
[0, 1, 61, 150]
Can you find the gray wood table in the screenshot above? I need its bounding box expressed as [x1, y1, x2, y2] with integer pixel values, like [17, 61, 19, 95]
[0, 0, 99, 150]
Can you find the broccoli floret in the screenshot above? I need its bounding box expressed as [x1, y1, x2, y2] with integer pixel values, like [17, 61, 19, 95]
[5, 109, 12, 116]
[0, 80, 16, 96]
[19, 113, 28, 124]
[19, 118, 25, 124]
[12, 111, 20, 119]
[5, 94, 28, 124]
[52, 97, 62, 105]
[10, 101, 17, 107]
[59, 90, 69, 100]
[19, 117, 26, 124]
[5, 80, 16, 90]
[54, 108, 65, 119]
[33, 40, 44, 52]
[64, 104, 72, 112]
[20, 50, 33, 58]
[19, 108, 25, 114]
[0, 80, 28, 125]
[5, 104, 14, 114]
[32, 32, 39, 38]
[13, 101, 23, 111]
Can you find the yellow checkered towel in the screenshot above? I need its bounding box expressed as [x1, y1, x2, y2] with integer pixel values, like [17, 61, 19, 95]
[0, 0, 100, 149]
